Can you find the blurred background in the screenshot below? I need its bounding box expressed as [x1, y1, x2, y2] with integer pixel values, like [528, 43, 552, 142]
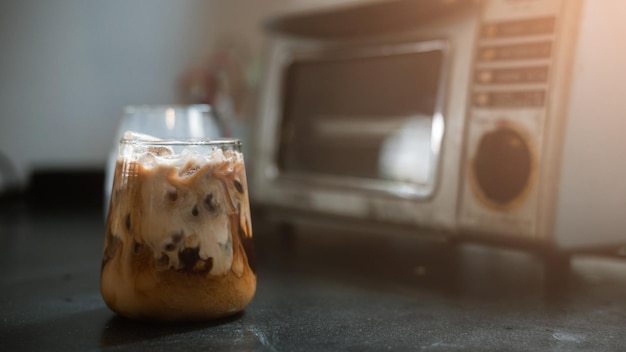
[0, 0, 361, 203]
[1, 0, 624, 250]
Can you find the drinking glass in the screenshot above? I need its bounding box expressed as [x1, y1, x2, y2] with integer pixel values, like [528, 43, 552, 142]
[101, 136, 255, 321]
[104, 105, 226, 216]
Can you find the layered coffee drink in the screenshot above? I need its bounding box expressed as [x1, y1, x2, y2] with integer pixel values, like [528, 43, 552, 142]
[101, 132, 256, 321]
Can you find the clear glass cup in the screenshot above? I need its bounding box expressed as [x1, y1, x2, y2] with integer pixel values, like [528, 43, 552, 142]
[104, 105, 227, 217]
[101, 135, 256, 321]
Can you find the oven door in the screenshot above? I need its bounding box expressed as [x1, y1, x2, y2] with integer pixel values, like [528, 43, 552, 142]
[274, 40, 450, 199]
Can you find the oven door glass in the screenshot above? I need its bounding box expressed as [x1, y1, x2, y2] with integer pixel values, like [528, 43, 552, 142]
[277, 41, 448, 198]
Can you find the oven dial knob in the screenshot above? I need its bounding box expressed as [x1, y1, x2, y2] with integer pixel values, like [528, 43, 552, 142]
[472, 125, 533, 209]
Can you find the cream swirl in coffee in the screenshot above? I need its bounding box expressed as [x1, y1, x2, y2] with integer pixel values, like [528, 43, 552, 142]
[101, 132, 255, 321]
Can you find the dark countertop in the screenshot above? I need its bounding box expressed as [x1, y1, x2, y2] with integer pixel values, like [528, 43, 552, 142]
[2, 204, 626, 351]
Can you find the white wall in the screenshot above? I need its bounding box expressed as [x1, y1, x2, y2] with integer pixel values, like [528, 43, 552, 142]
[0, 0, 373, 192]
[0, 0, 215, 189]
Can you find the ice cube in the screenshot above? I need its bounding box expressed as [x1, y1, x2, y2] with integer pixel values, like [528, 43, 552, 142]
[179, 148, 194, 159]
[123, 131, 172, 161]
[179, 161, 201, 178]
[147, 146, 173, 157]
[208, 148, 225, 162]
[139, 152, 156, 169]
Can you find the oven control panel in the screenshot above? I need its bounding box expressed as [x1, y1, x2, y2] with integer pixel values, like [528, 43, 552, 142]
[458, 0, 563, 239]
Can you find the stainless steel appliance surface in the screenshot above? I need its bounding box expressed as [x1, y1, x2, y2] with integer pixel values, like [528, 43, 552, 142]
[251, 0, 626, 251]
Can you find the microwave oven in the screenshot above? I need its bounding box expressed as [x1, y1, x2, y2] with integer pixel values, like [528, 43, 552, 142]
[250, 0, 626, 252]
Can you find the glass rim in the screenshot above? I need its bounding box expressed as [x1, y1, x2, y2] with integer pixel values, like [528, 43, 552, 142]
[120, 137, 242, 147]
[123, 104, 212, 114]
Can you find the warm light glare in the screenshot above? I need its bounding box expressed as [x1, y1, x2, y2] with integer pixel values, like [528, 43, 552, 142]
[188, 108, 205, 138]
[378, 115, 432, 185]
[431, 112, 444, 154]
[165, 108, 176, 130]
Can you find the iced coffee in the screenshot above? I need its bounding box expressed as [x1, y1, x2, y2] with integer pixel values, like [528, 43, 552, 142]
[101, 132, 256, 321]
